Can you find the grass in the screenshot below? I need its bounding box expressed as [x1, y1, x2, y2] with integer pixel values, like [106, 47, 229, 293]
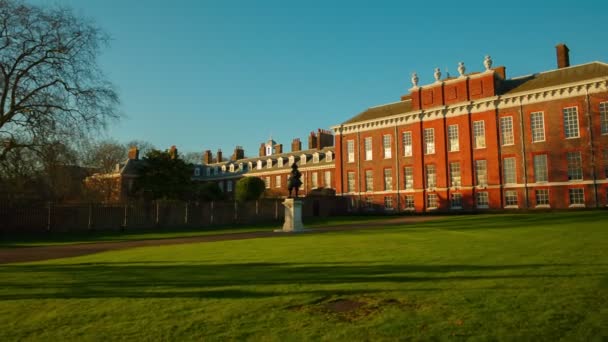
[0, 211, 607, 340]
[0, 215, 394, 247]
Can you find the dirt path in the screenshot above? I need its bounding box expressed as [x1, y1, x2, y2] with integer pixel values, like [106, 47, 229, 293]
[0, 216, 442, 264]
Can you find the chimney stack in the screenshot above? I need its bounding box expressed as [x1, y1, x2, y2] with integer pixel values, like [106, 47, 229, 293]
[556, 43, 570, 69]
[203, 150, 213, 164]
[259, 143, 265, 157]
[216, 149, 223, 163]
[231, 146, 244, 161]
[308, 131, 318, 150]
[169, 145, 178, 159]
[128, 146, 139, 160]
[275, 144, 283, 154]
[291, 138, 302, 152]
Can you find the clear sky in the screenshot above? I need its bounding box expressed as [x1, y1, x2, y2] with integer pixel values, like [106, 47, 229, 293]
[31, 0, 608, 160]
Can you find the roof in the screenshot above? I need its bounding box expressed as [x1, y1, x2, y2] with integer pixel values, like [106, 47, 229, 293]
[342, 100, 412, 125]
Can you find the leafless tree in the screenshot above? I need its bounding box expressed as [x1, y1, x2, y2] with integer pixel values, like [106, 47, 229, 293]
[0, 0, 119, 161]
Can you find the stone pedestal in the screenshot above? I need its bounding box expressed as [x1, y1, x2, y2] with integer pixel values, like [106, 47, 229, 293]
[275, 198, 305, 232]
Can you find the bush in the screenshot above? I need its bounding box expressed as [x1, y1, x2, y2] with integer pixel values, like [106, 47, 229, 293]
[235, 177, 266, 202]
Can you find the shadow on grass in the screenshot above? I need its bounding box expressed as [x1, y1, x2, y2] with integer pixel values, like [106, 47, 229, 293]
[0, 262, 605, 300]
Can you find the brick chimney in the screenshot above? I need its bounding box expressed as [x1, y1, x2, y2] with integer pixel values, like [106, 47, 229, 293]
[275, 144, 283, 154]
[203, 150, 212, 164]
[231, 146, 244, 161]
[216, 149, 223, 163]
[259, 143, 265, 157]
[317, 129, 334, 149]
[556, 43, 570, 69]
[169, 145, 178, 159]
[128, 146, 139, 160]
[308, 131, 318, 150]
[493, 66, 507, 79]
[291, 138, 302, 152]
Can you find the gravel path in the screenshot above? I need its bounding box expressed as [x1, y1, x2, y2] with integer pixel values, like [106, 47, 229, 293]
[0, 216, 442, 264]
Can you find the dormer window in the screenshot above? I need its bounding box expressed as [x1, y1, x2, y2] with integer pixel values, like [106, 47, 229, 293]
[313, 153, 320, 163]
[239, 163, 244, 171]
[221, 165, 227, 173]
[248, 162, 253, 170]
[229, 164, 235, 172]
[214, 166, 219, 175]
[326, 151, 333, 162]
[288, 156, 295, 166]
[277, 158, 284, 167]
[194, 168, 200, 176]
[300, 155, 307, 165]
[267, 159, 273, 168]
[257, 160, 262, 170]
[206, 167, 210, 176]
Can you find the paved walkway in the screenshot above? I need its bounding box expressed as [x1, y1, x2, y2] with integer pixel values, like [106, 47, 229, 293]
[0, 216, 442, 264]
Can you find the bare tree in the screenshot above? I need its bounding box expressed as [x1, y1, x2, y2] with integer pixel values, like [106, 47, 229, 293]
[82, 139, 126, 172]
[0, 0, 119, 161]
[124, 139, 155, 157]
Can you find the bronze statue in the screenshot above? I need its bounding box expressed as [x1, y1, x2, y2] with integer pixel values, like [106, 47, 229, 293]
[287, 162, 303, 198]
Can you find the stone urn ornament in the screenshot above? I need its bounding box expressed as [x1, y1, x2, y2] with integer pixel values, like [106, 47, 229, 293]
[458, 62, 466, 77]
[433, 67, 441, 82]
[411, 72, 419, 87]
[484, 55, 493, 71]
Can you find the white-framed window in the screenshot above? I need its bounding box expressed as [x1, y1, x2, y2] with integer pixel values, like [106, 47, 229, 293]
[448, 125, 459, 152]
[405, 195, 415, 209]
[533, 154, 548, 183]
[383, 135, 392, 158]
[569, 188, 585, 206]
[451, 193, 462, 209]
[505, 190, 518, 207]
[288, 156, 295, 166]
[277, 158, 284, 168]
[603, 149, 608, 178]
[535, 189, 549, 206]
[476, 192, 489, 208]
[239, 163, 244, 171]
[300, 155, 307, 165]
[264, 177, 270, 189]
[248, 161, 253, 171]
[311, 172, 318, 189]
[563, 107, 580, 138]
[324, 171, 331, 188]
[214, 166, 219, 175]
[473, 120, 486, 148]
[326, 151, 333, 162]
[475, 160, 487, 187]
[266, 159, 273, 169]
[194, 168, 200, 177]
[402, 131, 412, 156]
[347, 140, 355, 163]
[424, 128, 435, 154]
[503, 157, 516, 184]
[427, 193, 438, 209]
[567, 151, 583, 181]
[384, 196, 393, 210]
[275, 175, 281, 188]
[365, 170, 373, 192]
[500, 116, 514, 146]
[313, 153, 320, 163]
[347, 172, 355, 193]
[218, 181, 224, 192]
[531, 112, 545, 142]
[384, 168, 393, 191]
[364, 137, 373, 160]
[426, 164, 436, 189]
[229, 164, 235, 172]
[601, 102, 608, 135]
[449, 162, 461, 187]
[404, 167, 414, 190]
[227, 180, 233, 192]
[221, 165, 226, 173]
[256, 160, 262, 170]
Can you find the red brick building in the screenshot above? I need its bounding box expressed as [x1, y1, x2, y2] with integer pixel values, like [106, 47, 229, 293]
[333, 45, 608, 212]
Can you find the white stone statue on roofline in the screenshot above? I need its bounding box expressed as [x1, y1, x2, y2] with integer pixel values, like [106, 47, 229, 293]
[484, 55, 493, 71]
[434, 67, 441, 82]
[411, 72, 419, 87]
[458, 62, 466, 77]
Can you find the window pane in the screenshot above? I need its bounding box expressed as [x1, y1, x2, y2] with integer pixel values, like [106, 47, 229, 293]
[426, 164, 436, 188]
[451, 193, 462, 208]
[383, 135, 392, 158]
[563, 107, 580, 138]
[567, 151, 583, 180]
[364, 137, 373, 160]
[403, 131, 413, 156]
[601, 102, 608, 135]
[347, 172, 355, 192]
[473, 121, 486, 148]
[476, 192, 489, 207]
[533, 154, 548, 183]
[505, 190, 518, 206]
[424, 128, 435, 154]
[535, 189, 549, 206]
[569, 188, 584, 205]
[405, 195, 415, 209]
[427, 194, 438, 208]
[404, 167, 414, 190]
[365, 170, 373, 192]
[384, 168, 393, 191]
[500, 117, 514, 145]
[448, 125, 459, 152]
[503, 157, 516, 184]
[475, 160, 487, 186]
[347, 140, 355, 162]
[450, 162, 461, 187]
[531, 112, 545, 142]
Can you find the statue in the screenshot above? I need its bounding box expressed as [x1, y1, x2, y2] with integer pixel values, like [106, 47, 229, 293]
[287, 163, 302, 198]
[411, 72, 419, 87]
[433, 67, 441, 82]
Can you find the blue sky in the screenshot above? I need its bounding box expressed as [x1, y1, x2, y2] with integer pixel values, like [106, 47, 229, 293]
[32, 0, 608, 159]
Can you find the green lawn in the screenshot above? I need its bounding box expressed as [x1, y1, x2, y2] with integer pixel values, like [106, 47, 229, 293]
[1, 211, 607, 340]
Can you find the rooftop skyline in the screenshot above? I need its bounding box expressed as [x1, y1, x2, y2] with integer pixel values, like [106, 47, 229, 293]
[30, 0, 608, 160]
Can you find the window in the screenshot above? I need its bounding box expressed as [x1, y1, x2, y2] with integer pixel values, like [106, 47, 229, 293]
[451, 193, 462, 208]
[267, 159, 272, 169]
[326, 151, 333, 162]
[384, 168, 393, 191]
[402, 132, 413, 156]
[563, 107, 580, 138]
[311, 172, 318, 188]
[324, 171, 331, 188]
[221, 165, 227, 173]
[424, 128, 435, 154]
[604, 149, 608, 178]
[427, 194, 438, 209]
[567, 151, 583, 181]
[405, 195, 415, 210]
[569, 188, 585, 206]
[239, 163, 244, 171]
[365, 197, 373, 209]
[275, 175, 281, 188]
[365, 170, 373, 192]
[535, 189, 549, 206]
[383, 135, 392, 158]
[214, 166, 219, 175]
[194, 168, 200, 177]
[229, 164, 235, 172]
[475, 160, 488, 186]
[288, 156, 295, 166]
[500, 116, 514, 146]
[384, 196, 393, 210]
[300, 155, 307, 165]
[227, 180, 233, 192]
[503, 157, 516, 184]
[404, 167, 414, 190]
[264, 177, 270, 189]
[533, 154, 548, 183]
[426, 164, 436, 189]
[449, 162, 461, 187]
[257, 161, 262, 170]
[531, 112, 545, 142]
[278, 158, 284, 167]
[347, 172, 355, 193]
[347, 140, 355, 162]
[473, 120, 486, 148]
[248, 162, 253, 170]
[364, 137, 373, 160]
[218, 181, 224, 192]
[505, 190, 518, 207]
[313, 153, 319, 163]
[448, 125, 459, 152]
[601, 102, 608, 135]
[476, 192, 489, 208]
[205, 167, 210, 176]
